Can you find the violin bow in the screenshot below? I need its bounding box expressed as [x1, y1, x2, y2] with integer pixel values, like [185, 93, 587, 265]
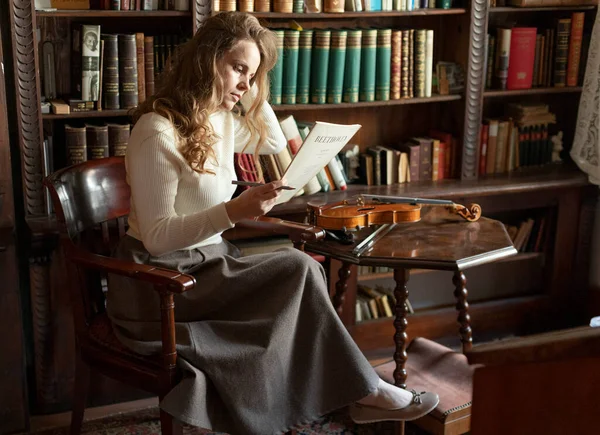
[357, 194, 482, 222]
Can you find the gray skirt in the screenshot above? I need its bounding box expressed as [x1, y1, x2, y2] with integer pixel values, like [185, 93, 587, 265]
[107, 235, 379, 435]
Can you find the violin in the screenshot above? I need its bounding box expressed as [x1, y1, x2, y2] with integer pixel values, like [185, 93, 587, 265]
[307, 194, 482, 233]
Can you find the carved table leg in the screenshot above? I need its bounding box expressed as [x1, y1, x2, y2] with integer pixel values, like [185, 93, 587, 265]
[393, 267, 410, 389]
[332, 261, 351, 316]
[453, 270, 473, 353]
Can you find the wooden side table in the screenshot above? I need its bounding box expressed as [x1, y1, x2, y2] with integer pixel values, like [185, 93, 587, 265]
[305, 207, 517, 388]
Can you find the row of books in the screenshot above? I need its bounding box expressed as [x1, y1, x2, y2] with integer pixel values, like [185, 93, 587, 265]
[68, 0, 190, 10]
[60, 23, 186, 110]
[64, 123, 132, 165]
[356, 284, 415, 323]
[213, 0, 454, 13]
[485, 13, 585, 90]
[268, 27, 435, 106]
[479, 104, 557, 175]
[504, 215, 548, 254]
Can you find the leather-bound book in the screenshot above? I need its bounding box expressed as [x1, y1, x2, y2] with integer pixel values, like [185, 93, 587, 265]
[118, 34, 139, 109]
[144, 36, 155, 98]
[65, 124, 87, 166]
[135, 33, 146, 104]
[553, 18, 571, 87]
[101, 34, 120, 109]
[85, 123, 109, 160]
[107, 123, 131, 157]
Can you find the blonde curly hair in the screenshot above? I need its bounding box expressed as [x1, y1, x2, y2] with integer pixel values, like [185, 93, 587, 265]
[133, 12, 277, 179]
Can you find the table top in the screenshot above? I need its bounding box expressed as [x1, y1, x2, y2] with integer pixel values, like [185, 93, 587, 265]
[305, 207, 518, 271]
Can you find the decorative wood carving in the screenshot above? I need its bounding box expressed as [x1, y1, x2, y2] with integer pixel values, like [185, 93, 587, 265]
[393, 267, 409, 389]
[8, 0, 45, 215]
[29, 260, 57, 407]
[453, 270, 473, 353]
[195, 0, 211, 31]
[461, 0, 489, 180]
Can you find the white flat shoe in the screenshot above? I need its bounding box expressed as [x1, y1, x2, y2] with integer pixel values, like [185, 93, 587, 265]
[349, 390, 440, 423]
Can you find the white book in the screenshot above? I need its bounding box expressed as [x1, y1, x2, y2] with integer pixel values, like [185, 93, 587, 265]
[275, 121, 361, 205]
[425, 30, 434, 98]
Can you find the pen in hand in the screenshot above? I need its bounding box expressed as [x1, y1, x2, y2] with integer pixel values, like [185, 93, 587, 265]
[232, 180, 296, 191]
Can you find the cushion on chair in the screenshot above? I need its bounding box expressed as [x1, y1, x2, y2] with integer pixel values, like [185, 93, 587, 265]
[374, 337, 480, 435]
[88, 312, 162, 369]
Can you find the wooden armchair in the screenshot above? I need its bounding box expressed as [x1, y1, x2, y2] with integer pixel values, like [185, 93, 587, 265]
[44, 156, 325, 435]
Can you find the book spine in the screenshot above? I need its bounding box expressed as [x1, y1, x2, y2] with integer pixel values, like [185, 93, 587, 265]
[269, 30, 284, 105]
[401, 30, 410, 98]
[375, 28, 391, 101]
[413, 29, 426, 98]
[506, 27, 537, 90]
[566, 12, 584, 87]
[282, 30, 300, 105]
[390, 30, 401, 100]
[343, 29, 362, 103]
[144, 36, 155, 98]
[327, 158, 347, 190]
[135, 32, 146, 104]
[296, 30, 313, 104]
[479, 123, 488, 175]
[532, 34, 542, 88]
[85, 124, 110, 160]
[107, 123, 131, 156]
[101, 34, 119, 109]
[424, 30, 434, 97]
[327, 30, 347, 104]
[553, 19, 571, 87]
[359, 29, 377, 102]
[486, 34, 495, 89]
[118, 34, 139, 109]
[494, 28, 511, 90]
[408, 29, 414, 97]
[65, 125, 88, 166]
[310, 30, 331, 104]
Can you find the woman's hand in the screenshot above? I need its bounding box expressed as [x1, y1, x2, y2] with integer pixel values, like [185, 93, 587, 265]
[225, 179, 287, 223]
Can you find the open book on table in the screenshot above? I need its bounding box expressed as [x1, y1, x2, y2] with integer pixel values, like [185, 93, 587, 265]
[275, 121, 362, 205]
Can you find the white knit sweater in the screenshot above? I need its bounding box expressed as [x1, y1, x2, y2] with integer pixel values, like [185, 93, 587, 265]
[125, 97, 287, 257]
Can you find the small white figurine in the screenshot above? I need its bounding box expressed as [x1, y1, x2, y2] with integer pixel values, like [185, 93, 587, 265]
[551, 131, 564, 162]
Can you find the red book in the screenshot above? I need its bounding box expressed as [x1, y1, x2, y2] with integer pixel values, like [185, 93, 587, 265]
[507, 28, 537, 90]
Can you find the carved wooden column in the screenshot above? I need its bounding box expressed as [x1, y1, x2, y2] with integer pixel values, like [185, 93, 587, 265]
[194, 0, 212, 31]
[461, 0, 489, 180]
[7, 0, 45, 215]
[393, 267, 410, 389]
[453, 270, 473, 353]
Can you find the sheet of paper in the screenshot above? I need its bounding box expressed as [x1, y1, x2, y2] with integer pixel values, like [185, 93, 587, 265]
[275, 121, 362, 205]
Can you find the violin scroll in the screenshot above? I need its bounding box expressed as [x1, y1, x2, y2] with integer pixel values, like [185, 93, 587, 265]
[451, 203, 482, 222]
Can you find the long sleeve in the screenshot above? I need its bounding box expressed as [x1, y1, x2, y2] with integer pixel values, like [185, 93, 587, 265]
[126, 115, 235, 257]
[233, 88, 287, 155]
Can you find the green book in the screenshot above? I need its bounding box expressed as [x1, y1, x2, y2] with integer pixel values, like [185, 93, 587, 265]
[327, 30, 347, 104]
[269, 30, 284, 105]
[310, 29, 331, 104]
[359, 29, 377, 102]
[343, 30, 362, 103]
[282, 30, 300, 105]
[296, 30, 313, 104]
[375, 28, 392, 101]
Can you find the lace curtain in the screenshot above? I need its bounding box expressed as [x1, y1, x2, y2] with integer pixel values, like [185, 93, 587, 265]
[570, 6, 600, 315]
[571, 6, 600, 184]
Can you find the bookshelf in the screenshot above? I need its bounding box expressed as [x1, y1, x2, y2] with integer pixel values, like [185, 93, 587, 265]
[2, 0, 598, 415]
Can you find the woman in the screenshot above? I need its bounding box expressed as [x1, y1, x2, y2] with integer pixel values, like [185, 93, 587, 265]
[107, 11, 438, 434]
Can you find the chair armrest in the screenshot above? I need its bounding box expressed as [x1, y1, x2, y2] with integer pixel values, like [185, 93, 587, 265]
[237, 216, 326, 244]
[465, 326, 600, 367]
[65, 243, 195, 294]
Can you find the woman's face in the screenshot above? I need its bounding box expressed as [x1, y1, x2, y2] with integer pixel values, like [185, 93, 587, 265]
[217, 40, 260, 111]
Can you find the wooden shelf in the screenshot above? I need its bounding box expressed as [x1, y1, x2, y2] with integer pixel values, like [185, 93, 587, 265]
[272, 94, 461, 111]
[490, 5, 596, 13]
[272, 163, 588, 216]
[356, 252, 544, 282]
[252, 9, 467, 19]
[42, 109, 132, 120]
[36, 10, 191, 17]
[484, 86, 583, 98]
